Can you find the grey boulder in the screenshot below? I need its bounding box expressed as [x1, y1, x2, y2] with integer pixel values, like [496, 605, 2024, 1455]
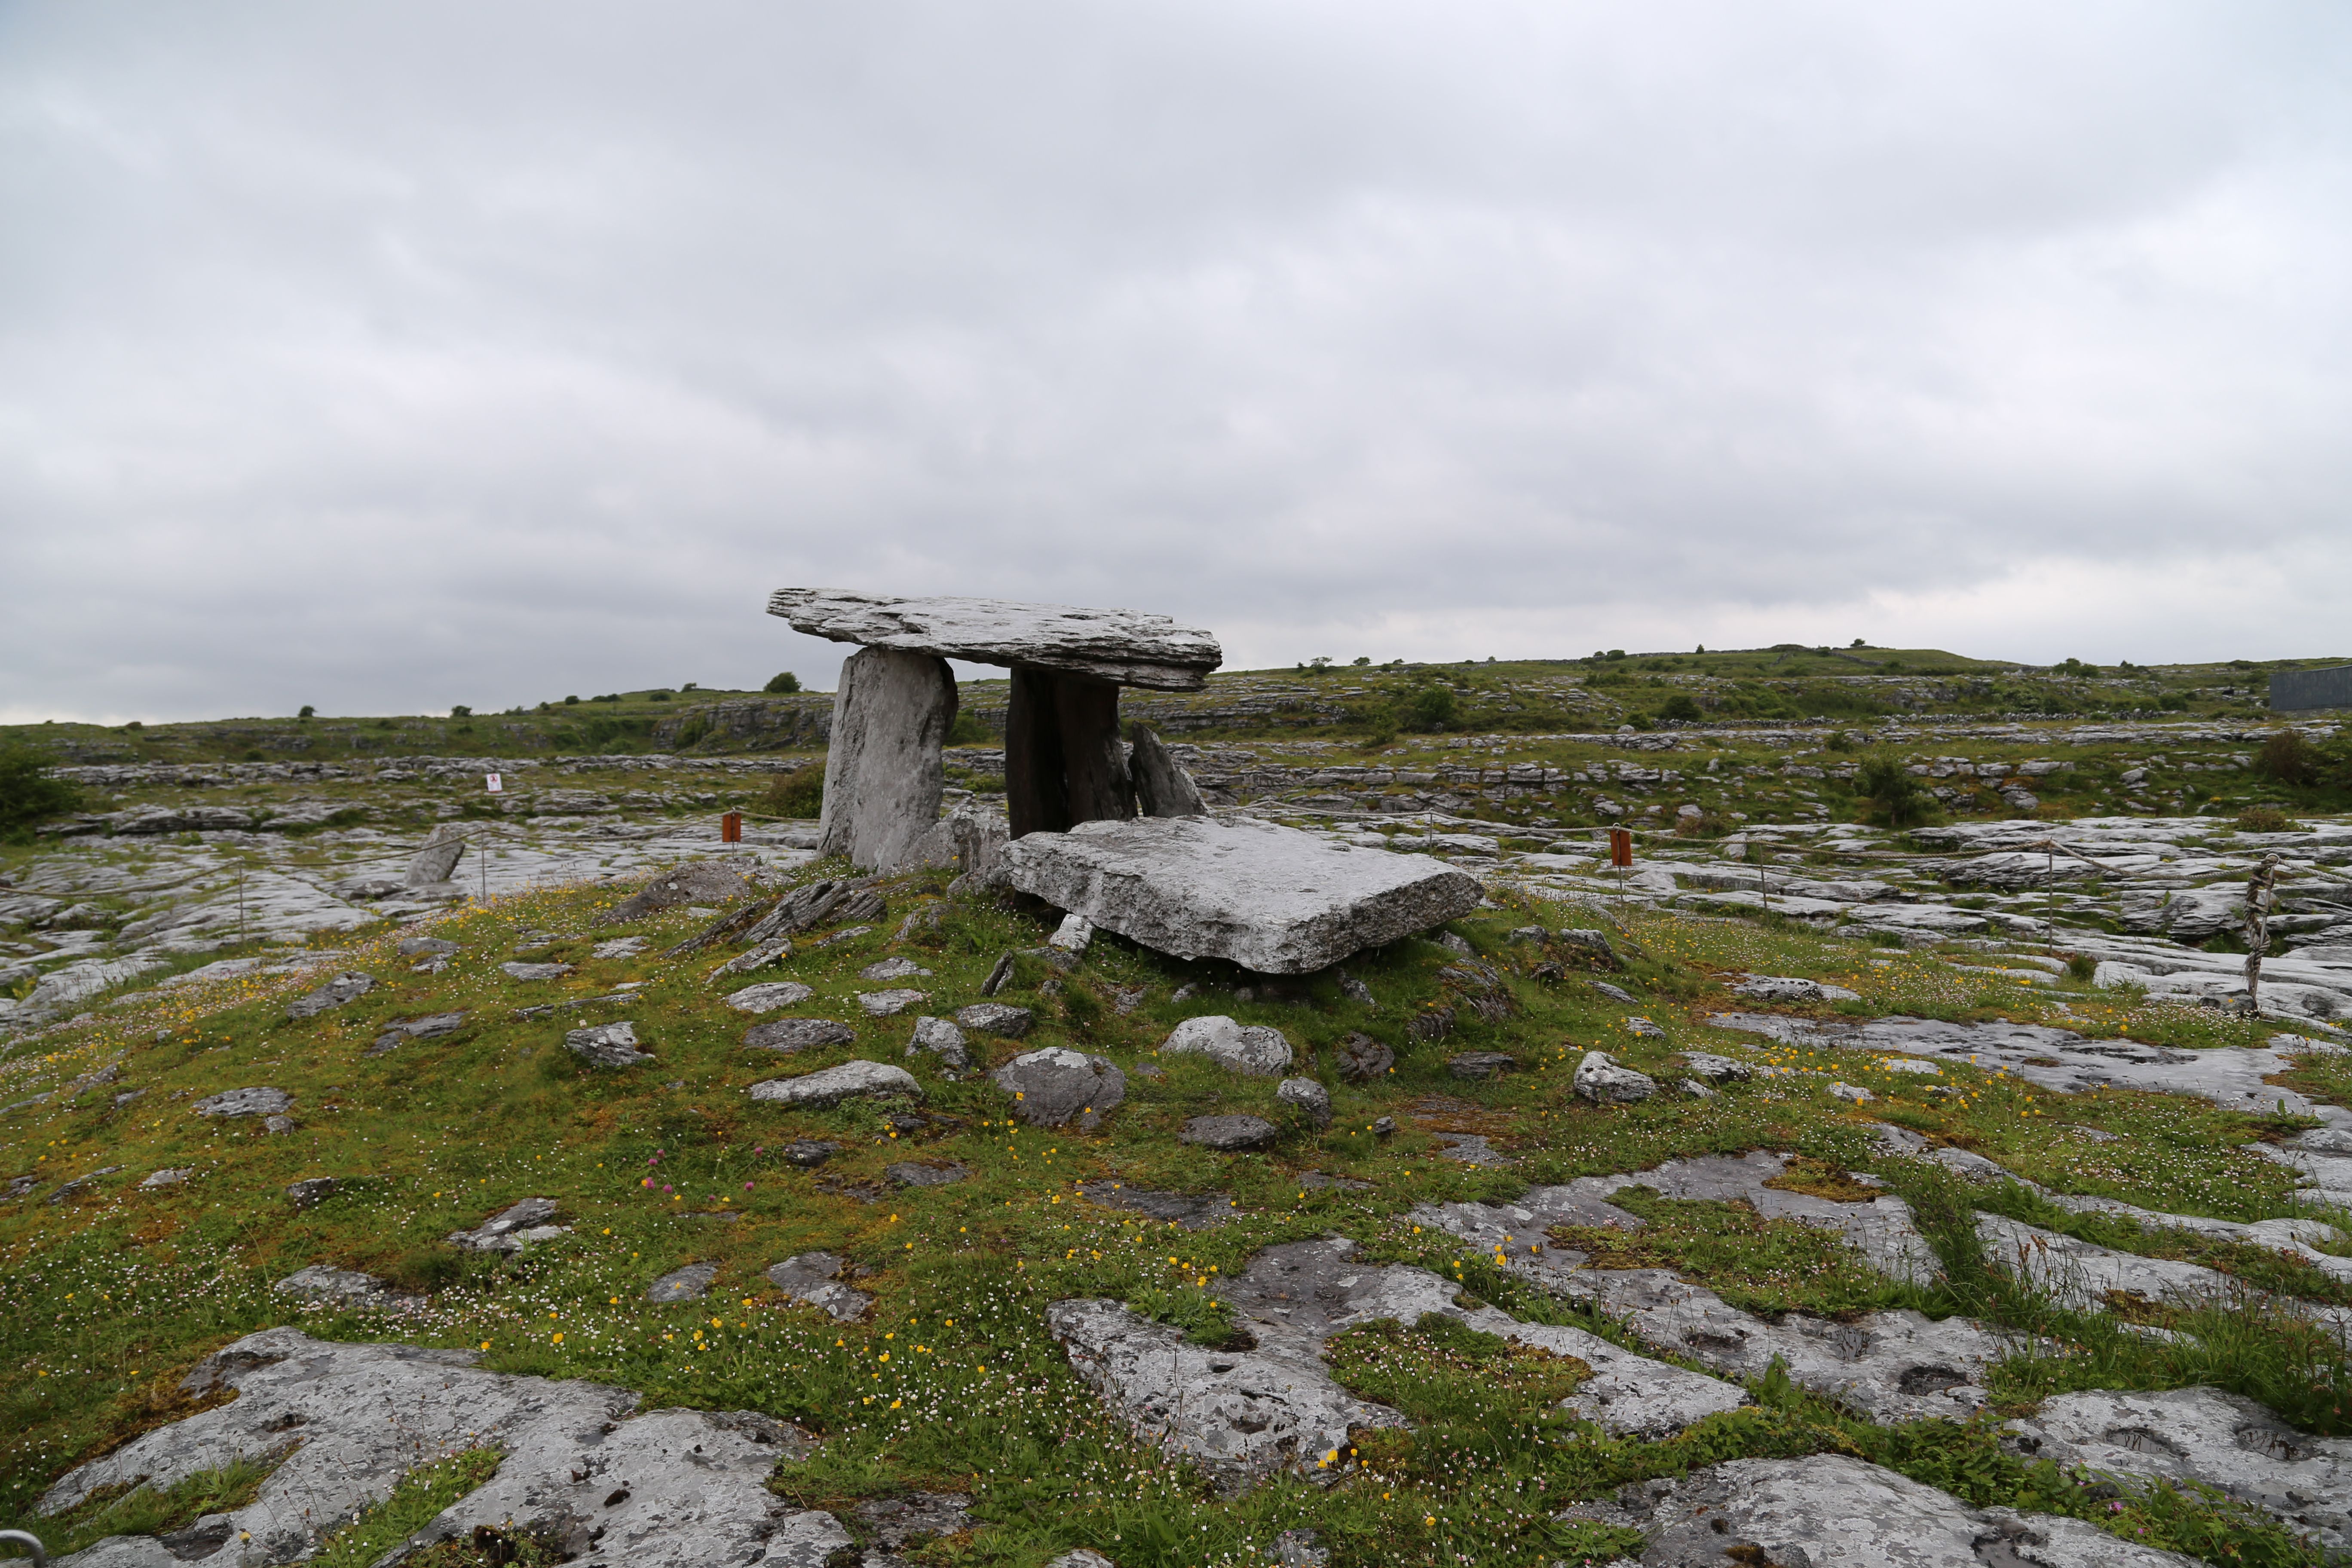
[1678, 1051, 1754, 1083]
[193, 1087, 291, 1118]
[1180, 1115, 1279, 1151]
[1448, 1051, 1518, 1080]
[1275, 1077, 1333, 1127]
[1332, 1031, 1394, 1081]
[503, 961, 575, 981]
[955, 1001, 1033, 1037]
[1160, 1015, 1293, 1076]
[906, 1016, 969, 1069]
[747, 1060, 923, 1108]
[766, 1252, 873, 1322]
[404, 825, 466, 886]
[999, 814, 1483, 974]
[285, 972, 374, 1020]
[646, 1262, 719, 1302]
[1574, 1050, 1656, 1105]
[272, 1265, 399, 1309]
[567, 1021, 652, 1068]
[597, 860, 756, 926]
[742, 1018, 856, 1054]
[1732, 974, 1862, 1002]
[724, 981, 815, 1013]
[992, 1047, 1127, 1129]
[858, 988, 927, 1017]
[398, 936, 462, 957]
[448, 1197, 568, 1253]
[885, 1161, 969, 1188]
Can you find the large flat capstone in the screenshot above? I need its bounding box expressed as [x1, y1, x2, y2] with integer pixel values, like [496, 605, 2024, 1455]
[768, 588, 1222, 692]
[998, 815, 1484, 974]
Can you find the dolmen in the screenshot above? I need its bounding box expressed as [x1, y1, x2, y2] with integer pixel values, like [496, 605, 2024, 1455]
[770, 587, 1481, 971]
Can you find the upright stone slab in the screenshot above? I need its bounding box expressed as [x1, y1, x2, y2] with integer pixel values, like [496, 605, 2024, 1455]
[820, 647, 958, 871]
[1006, 669, 1132, 837]
[1129, 724, 1205, 818]
[1000, 815, 1484, 974]
[405, 824, 465, 887]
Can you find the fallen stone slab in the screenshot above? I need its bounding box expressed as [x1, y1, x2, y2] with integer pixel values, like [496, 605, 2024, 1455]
[1073, 1182, 1239, 1228]
[992, 1046, 1126, 1128]
[2005, 1385, 2352, 1550]
[767, 1251, 873, 1321]
[1161, 1015, 1294, 1075]
[1181, 1115, 1280, 1150]
[858, 987, 927, 1017]
[448, 1197, 569, 1253]
[398, 935, 462, 956]
[139, 1167, 192, 1188]
[37, 1326, 833, 1568]
[769, 588, 1223, 691]
[286, 1177, 340, 1209]
[285, 971, 374, 1020]
[567, 1020, 652, 1068]
[503, 961, 575, 981]
[885, 1161, 969, 1188]
[955, 1001, 1034, 1037]
[366, 1011, 467, 1056]
[597, 859, 756, 927]
[1731, 974, 1863, 1002]
[646, 1262, 718, 1302]
[591, 936, 645, 959]
[724, 981, 815, 1013]
[861, 956, 931, 980]
[743, 1017, 857, 1054]
[1562, 1455, 2200, 1568]
[273, 1265, 405, 1310]
[1000, 815, 1483, 974]
[1448, 1051, 1517, 1080]
[192, 1087, 291, 1118]
[747, 1060, 923, 1108]
[1677, 1050, 1753, 1083]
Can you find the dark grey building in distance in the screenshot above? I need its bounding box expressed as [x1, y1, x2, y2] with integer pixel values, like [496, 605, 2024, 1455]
[2270, 665, 2352, 711]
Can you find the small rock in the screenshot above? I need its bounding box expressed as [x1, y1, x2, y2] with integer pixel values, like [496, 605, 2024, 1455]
[287, 1177, 340, 1209]
[448, 1197, 567, 1253]
[782, 1139, 838, 1167]
[1677, 1051, 1753, 1083]
[1677, 1078, 1718, 1099]
[591, 936, 645, 959]
[140, 1167, 191, 1188]
[1623, 1016, 1667, 1038]
[273, 1265, 394, 1308]
[858, 988, 928, 1017]
[886, 1161, 970, 1188]
[1371, 1115, 1396, 1137]
[263, 1115, 297, 1135]
[286, 972, 375, 1020]
[767, 1251, 873, 1321]
[1867, 1123, 1930, 1157]
[1335, 969, 1375, 1008]
[1732, 974, 1862, 1002]
[1556, 928, 1619, 963]
[1049, 913, 1093, 953]
[860, 957, 931, 981]
[743, 1018, 856, 1053]
[1448, 1051, 1518, 1081]
[1275, 1077, 1333, 1127]
[646, 1262, 719, 1302]
[906, 1016, 970, 1069]
[1310, 1034, 1390, 1090]
[1574, 1050, 1655, 1105]
[955, 1001, 1034, 1037]
[710, 939, 793, 979]
[1181, 1115, 1280, 1151]
[1274, 1527, 1330, 1567]
[1589, 980, 1636, 1004]
[980, 952, 1018, 996]
[1045, 1551, 1118, 1568]
[747, 1060, 924, 1108]
[1829, 1081, 1876, 1103]
[1160, 1016, 1293, 1076]
[724, 981, 816, 1013]
[1504, 926, 1549, 945]
[993, 1047, 1127, 1129]
[113, 1090, 144, 1108]
[398, 937, 462, 957]
[193, 1087, 292, 1118]
[857, 1491, 974, 1550]
[567, 1020, 652, 1068]
[1434, 931, 1474, 957]
[1406, 1006, 1454, 1043]
[502, 961, 574, 982]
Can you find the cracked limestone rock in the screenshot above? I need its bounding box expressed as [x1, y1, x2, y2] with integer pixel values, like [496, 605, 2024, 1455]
[1732, 974, 1863, 1002]
[405, 825, 467, 886]
[725, 982, 815, 1013]
[992, 1047, 1126, 1129]
[742, 1018, 856, 1054]
[767, 1252, 874, 1322]
[285, 972, 375, 1020]
[1574, 1050, 1656, 1104]
[567, 1021, 652, 1068]
[1332, 1031, 1393, 1081]
[817, 645, 959, 873]
[768, 587, 1222, 690]
[747, 1060, 923, 1109]
[1160, 1015, 1294, 1076]
[449, 1196, 569, 1253]
[906, 1015, 971, 1069]
[858, 988, 928, 1017]
[597, 859, 757, 927]
[273, 1265, 401, 1309]
[645, 1262, 719, 1302]
[192, 1087, 292, 1118]
[40, 1326, 836, 1568]
[1000, 814, 1483, 974]
[955, 1001, 1033, 1037]
[1275, 1077, 1332, 1127]
[1181, 1115, 1280, 1151]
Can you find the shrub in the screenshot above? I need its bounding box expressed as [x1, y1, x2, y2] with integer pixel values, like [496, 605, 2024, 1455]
[2064, 953, 2099, 981]
[2255, 732, 2322, 786]
[1856, 756, 1928, 827]
[298, 704, 315, 719]
[564, 694, 580, 705]
[449, 704, 472, 718]
[763, 766, 824, 818]
[1659, 693, 1702, 723]
[764, 671, 802, 694]
[0, 746, 81, 834]
[2236, 806, 2295, 833]
[1403, 685, 1457, 732]
[946, 710, 990, 745]
[648, 690, 671, 702]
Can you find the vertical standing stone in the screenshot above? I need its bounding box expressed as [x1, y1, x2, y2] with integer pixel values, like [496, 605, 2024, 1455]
[819, 648, 958, 870]
[1128, 724, 1205, 818]
[1005, 668, 1133, 838]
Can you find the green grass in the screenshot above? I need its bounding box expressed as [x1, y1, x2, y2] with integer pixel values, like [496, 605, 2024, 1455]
[18, 1453, 283, 1560]
[2, 867, 2347, 1566]
[312, 1449, 504, 1568]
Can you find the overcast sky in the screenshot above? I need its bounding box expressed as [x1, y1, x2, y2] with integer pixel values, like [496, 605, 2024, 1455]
[5, 1, 2349, 723]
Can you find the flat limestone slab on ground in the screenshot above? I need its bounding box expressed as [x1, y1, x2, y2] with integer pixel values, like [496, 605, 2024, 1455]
[1000, 815, 1483, 974]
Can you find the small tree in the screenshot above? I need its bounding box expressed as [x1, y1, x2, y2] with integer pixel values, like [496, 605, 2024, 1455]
[0, 746, 82, 835]
[1857, 756, 1927, 827]
[449, 704, 472, 718]
[1403, 685, 1457, 732]
[763, 766, 824, 818]
[1660, 693, 1702, 723]
[298, 704, 315, 719]
[765, 672, 802, 694]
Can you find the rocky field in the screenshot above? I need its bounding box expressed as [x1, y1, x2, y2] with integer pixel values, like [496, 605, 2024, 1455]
[3, 677, 2352, 1568]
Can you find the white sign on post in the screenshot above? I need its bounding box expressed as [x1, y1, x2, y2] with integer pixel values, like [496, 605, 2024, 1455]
[485, 773, 503, 793]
